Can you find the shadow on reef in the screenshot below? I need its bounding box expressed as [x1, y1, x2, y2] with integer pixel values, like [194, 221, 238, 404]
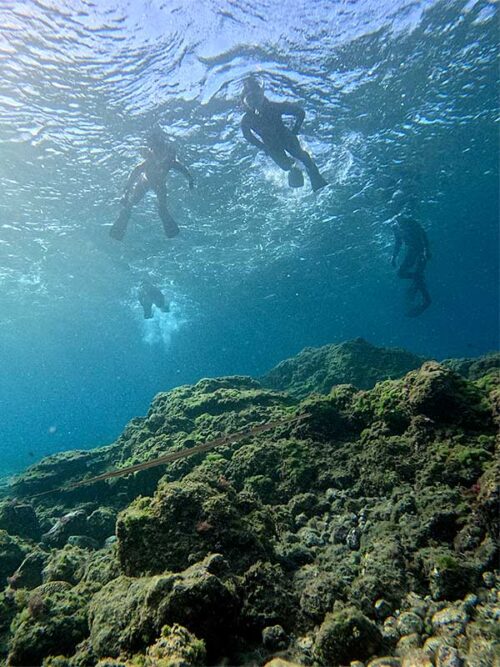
[0, 339, 498, 666]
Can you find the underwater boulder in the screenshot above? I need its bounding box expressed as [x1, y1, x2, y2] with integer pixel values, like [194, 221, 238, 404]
[42, 544, 90, 586]
[41, 510, 88, 548]
[7, 585, 88, 666]
[86, 507, 117, 543]
[238, 561, 298, 637]
[116, 479, 271, 576]
[89, 555, 238, 659]
[262, 338, 426, 398]
[0, 530, 31, 588]
[144, 623, 206, 666]
[404, 362, 492, 428]
[0, 501, 41, 541]
[314, 604, 384, 665]
[8, 549, 48, 590]
[415, 547, 480, 601]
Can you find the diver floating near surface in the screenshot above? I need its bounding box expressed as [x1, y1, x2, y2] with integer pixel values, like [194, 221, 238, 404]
[391, 216, 432, 317]
[138, 281, 169, 319]
[110, 126, 194, 241]
[240, 77, 328, 192]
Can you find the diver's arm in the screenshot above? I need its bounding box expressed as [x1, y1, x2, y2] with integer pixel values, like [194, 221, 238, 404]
[241, 116, 267, 151]
[391, 225, 402, 266]
[277, 102, 306, 134]
[172, 159, 194, 190]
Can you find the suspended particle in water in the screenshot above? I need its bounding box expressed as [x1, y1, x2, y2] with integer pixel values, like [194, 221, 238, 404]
[48, 425, 57, 434]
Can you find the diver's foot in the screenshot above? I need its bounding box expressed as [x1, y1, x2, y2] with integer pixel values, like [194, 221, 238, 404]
[109, 225, 125, 241]
[310, 174, 328, 192]
[406, 301, 431, 317]
[162, 220, 180, 238]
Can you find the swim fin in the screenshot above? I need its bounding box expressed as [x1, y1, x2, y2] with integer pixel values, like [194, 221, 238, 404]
[288, 166, 304, 188]
[109, 210, 130, 241]
[310, 172, 328, 192]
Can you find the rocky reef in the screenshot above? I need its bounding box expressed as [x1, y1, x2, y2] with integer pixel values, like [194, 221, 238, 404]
[0, 340, 498, 666]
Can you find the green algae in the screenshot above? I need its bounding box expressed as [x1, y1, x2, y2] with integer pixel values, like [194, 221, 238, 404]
[0, 343, 498, 666]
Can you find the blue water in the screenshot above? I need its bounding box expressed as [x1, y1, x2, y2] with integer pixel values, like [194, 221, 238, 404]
[0, 0, 498, 475]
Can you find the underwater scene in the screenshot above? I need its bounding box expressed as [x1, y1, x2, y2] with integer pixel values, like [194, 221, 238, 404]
[0, 0, 498, 665]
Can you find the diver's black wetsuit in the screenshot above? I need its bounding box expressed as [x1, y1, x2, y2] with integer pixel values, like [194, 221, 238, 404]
[392, 218, 431, 316]
[139, 282, 169, 319]
[110, 143, 193, 241]
[241, 97, 327, 192]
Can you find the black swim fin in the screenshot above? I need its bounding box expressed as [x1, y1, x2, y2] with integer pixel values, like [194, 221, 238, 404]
[110, 210, 129, 241]
[310, 172, 328, 192]
[288, 166, 304, 188]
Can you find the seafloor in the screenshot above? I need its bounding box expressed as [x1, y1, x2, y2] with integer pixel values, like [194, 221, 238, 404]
[0, 339, 498, 667]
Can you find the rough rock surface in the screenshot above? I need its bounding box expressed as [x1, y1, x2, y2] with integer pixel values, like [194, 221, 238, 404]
[261, 337, 426, 397]
[0, 342, 498, 666]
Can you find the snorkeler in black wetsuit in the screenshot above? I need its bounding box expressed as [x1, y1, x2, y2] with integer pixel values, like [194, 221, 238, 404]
[240, 77, 328, 192]
[138, 281, 169, 319]
[110, 127, 194, 241]
[391, 217, 432, 317]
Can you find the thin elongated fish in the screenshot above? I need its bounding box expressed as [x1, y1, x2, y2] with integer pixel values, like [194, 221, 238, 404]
[26, 412, 309, 499]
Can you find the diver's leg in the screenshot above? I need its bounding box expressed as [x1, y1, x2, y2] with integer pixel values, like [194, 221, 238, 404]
[265, 145, 294, 171]
[140, 297, 153, 319]
[406, 262, 431, 316]
[156, 188, 179, 238]
[109, 180, 148, 240]
[283, 134, 328, 192]
[397, 248, 418, 279]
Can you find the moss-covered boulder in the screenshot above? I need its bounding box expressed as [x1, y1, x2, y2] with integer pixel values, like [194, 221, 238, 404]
[0, 501, 41, 541]
[0, 531, 31, 588]
[314, 605, 384, 665]
[144, 623, 206, 666]
[238, 561, 298, 637]
[42, 545, 91, 586]
[262, 338, 425, 398]
[7, 585, 88, 666]
[8, 549, 48, 590]
[89, 555, 238, 659]
[117, 479, 273, 576]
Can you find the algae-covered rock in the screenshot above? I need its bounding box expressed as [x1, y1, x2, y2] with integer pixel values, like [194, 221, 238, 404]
[145, 623, 206, 666]
[0, 341, 498, 667]
[8, 549, 48, 590]
[404, 362, 492, 428]
[117, 479, 272, 576]
[238, 561, 298, 636]
[0, 530, 31, 587]
[89, 555, 238, 659]
[86, 507, 117, 543]
[42, 510, 88, 548]
[416, 548, 479, 601]
[7, 586, 88, 666]
[314, 605, 384, 665]
[262, 338, 426, 398]
[442, 352, 500, 381]
[42, 545, 91, 585]
[0, 501, 41, 541]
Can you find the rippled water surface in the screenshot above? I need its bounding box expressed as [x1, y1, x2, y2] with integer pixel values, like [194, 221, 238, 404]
[0, 0, 498, 473]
